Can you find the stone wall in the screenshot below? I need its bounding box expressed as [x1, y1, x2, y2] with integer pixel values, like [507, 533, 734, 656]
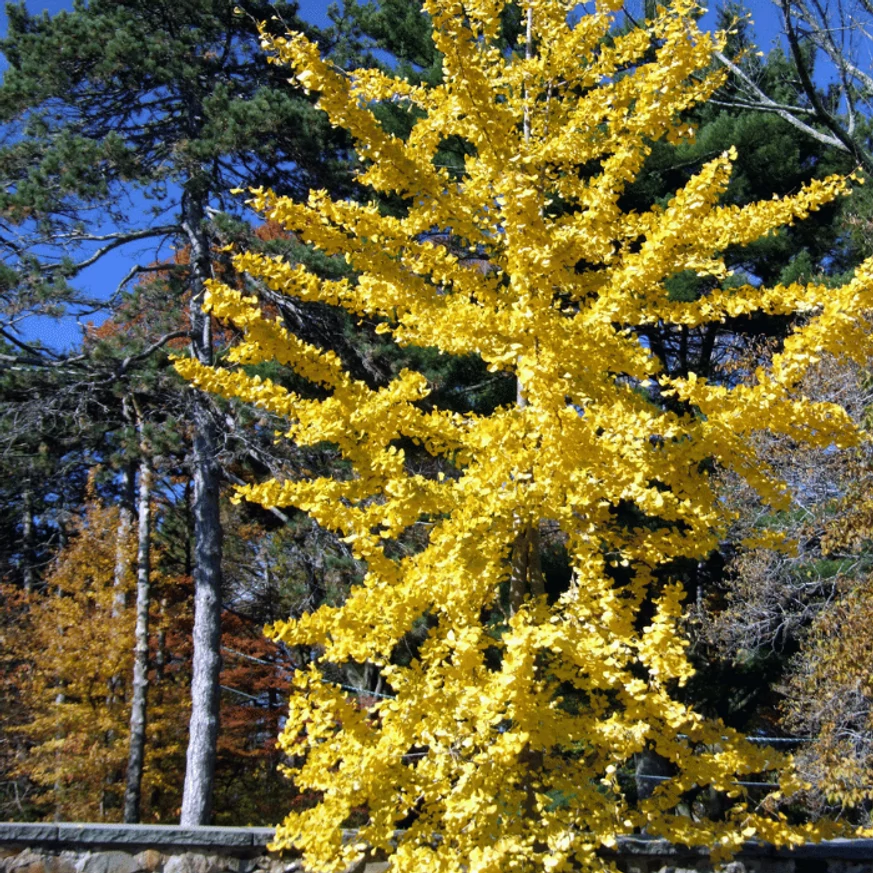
[0, 824, 299, 873]
[2, 823, 873, 873]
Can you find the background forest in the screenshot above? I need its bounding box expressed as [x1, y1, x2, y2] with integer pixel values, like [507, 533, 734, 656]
[2, 0, 873, 830]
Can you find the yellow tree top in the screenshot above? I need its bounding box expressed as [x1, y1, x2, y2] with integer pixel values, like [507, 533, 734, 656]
[177, 0, 873, 870]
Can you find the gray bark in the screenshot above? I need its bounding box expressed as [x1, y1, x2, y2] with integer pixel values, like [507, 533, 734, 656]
[105, 462, 136, 814]
[21, 482, 35, 593]
[179, 190, 224, 826]
[156, 603, 167, 684]
[21, 479, 36, 593]
[53, 583, 66, 821]
[124, 455, 152, 823]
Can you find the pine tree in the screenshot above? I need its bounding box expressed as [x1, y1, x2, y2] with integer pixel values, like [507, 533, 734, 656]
[179, 0, 873, 868]
[0, 0, 356, 823]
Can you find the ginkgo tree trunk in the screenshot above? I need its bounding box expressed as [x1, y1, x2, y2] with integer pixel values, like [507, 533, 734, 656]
[177, 0, 873, 869]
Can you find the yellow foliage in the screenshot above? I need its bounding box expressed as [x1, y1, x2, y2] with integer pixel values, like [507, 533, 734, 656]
[9, 496, 188, 821]
[177, 0, 873, 869]
[783, 576, 873, 811]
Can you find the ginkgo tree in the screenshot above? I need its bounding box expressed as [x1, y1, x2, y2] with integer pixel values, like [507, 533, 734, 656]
[177, 0, 873, 869]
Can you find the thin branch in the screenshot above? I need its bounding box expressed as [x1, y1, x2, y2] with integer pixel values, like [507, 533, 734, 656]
[108, 262, 188, 305]
[0, 327, 72, 364]
[43, 224, 180, 277]
[779, 0, 873, 172]
[117, 330, 190, 376]
[708, 96, 818, 116]
[219, 685, 261, 702]
[799, 0, 873, 95]
[713, 48, 851, 153]
[223, 467, 293, 525]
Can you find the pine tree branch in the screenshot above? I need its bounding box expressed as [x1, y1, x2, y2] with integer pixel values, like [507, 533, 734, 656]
[117, 330, 190, 376]
[107, 263, 188, 308]
[42, 224, 180, 277]
[0, 327, 85, 366]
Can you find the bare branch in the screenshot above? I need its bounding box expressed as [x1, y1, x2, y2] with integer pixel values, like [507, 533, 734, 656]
[796, 0, 873, 96]
[713, 48, 851, 153]
[107, 261, 188, 306]
[776, 0, 873, 172]
[42, 224, 180, 277]
[0, 327, 70, 363]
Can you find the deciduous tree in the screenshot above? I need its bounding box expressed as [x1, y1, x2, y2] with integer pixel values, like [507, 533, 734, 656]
[701, 349, 873, 820]
[175, 0, 873, 868]
[10, 493, 149, 820]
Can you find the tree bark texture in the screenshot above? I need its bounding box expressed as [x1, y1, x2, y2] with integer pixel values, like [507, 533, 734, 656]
[179, 189, 224, 826]
[112, 462, 136, 614]
[21, 482, 35, 592]
[124, 456, 152, 824]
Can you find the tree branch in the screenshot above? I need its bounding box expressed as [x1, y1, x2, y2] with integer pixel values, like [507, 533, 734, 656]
[223, 467, 293, 525]
[778, 0, 873, 172]
[713, 48, 850, 153]
[117, 330, 190, 376]
[43, 224, 180, 277]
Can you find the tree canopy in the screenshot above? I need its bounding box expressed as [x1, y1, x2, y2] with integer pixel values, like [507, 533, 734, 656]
[178, 0, 873, 869]
[3, 0, 873, 850]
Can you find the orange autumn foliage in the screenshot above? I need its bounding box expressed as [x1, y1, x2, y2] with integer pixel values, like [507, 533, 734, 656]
[5, 489, 306, 823]
[8, 494, 189, 821]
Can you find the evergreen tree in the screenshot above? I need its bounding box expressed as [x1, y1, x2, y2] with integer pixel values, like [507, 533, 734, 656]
[0, 0, 356, 823]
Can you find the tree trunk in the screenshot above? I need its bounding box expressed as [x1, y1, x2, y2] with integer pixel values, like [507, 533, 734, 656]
[509, 174, 546, 812]
[509, 524, 544, 614]
[156, 602, 167, 684]
[635, 747, 675, 802]
[180, 189, 224, 826]
[21, 481, 35, 593]
[53, 583, 66, 822]
[124, 455, 152, 823]
[103, 462, 136, 815]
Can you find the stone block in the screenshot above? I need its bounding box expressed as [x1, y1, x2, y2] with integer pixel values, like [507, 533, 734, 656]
[783, 838, 873, 861]
[45, 853, 77, 873]
[246, 832, 274, 851]
[75, 852, 140, 873]
[55, 827, 265, 853]
[252, 859, 301, 873]
[132, 851, 162, 872]
[262, 863, 302, 873]
[3, 848, 48, 873]
[162, 853, 231, 873]
[0, 825, 59, 846]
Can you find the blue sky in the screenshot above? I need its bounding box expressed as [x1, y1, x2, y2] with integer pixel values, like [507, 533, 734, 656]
[0, 0, 785, 352]
[0, 0, 337, 351]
